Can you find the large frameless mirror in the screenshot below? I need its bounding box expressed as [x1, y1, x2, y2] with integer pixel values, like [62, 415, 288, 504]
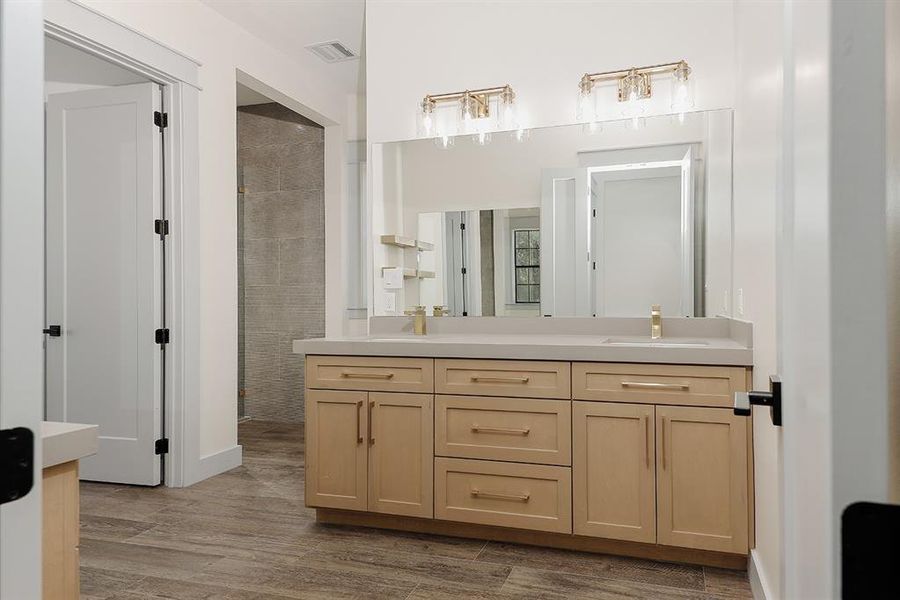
[371, 109, 733, 318]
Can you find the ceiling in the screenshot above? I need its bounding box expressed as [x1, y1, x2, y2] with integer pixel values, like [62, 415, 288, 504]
[202, 0, 365, 97]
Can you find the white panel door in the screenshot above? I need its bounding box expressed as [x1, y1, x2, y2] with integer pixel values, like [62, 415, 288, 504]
[591, 167, 685, 317]
[46, 82, 163, 485]
[541, 168, 591, 316]
[0, 0, 44, 596]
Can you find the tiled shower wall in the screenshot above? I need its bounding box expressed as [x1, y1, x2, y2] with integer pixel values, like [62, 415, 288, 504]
[237, 103, 324, 423]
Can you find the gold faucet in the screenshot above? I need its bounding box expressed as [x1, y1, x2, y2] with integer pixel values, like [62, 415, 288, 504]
[650, 304, 662, 339]
[433, 305, 449, 317]
[404, 305, 427, 335]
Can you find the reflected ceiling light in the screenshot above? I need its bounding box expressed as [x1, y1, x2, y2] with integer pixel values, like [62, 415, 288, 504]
[576, 60, 694, 123]
[417, 84, 522, 146]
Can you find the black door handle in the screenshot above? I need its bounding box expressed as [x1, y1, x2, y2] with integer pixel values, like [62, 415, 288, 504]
[0, 427, 34, 505]
[43, 325, 61, 337]
[734, 375, 782, 426]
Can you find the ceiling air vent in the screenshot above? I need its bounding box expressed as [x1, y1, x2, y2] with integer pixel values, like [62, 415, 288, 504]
[306, 40, 358, 63]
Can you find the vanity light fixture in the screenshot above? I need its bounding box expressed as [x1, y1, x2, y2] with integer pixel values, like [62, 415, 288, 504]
[417, 84, 522, 145]
[576, 60, 694, 124]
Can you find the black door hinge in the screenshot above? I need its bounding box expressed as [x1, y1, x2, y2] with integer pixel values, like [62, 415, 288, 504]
[592, 261, 596, 271]
[43, 325, 62, 337]
[1, 427, 34, 505]
[153, 111, 168, 131]
[155, 328, 170, 345]
[461, 267, 467, 275]
[460, 222, 466, 231]
[155, 438, 169, 455]
[154, 219, 169, 237]
[592, 208, 597, 217]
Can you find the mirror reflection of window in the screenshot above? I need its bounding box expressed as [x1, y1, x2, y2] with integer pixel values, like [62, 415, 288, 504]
[514, 229, 540, 304]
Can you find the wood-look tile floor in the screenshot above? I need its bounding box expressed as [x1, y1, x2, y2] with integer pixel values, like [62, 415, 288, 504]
[79, 420, 753, 600]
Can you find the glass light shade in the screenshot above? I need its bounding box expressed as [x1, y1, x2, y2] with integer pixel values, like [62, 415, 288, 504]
[498, 95, 518, 130]
[416, 99, 436, 137]
[576, 86, 597, 123]
[671, 63, 695, 112]
[620, 78, 646, 118]
[459, 94, 480, 130]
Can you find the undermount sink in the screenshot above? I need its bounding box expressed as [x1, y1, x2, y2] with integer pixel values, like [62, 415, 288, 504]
[602, 337, 710, 348]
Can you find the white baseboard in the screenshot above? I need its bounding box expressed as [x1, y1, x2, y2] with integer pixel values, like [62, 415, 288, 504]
[749, 548, 776, 600]
[186, 444, 242, 486]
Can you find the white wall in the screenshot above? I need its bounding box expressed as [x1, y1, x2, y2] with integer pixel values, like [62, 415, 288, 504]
[366, 0, 735, 318]
[732, 1, 782, 598]
[366, 0, 735, 143]
[70, 0, 350, 463]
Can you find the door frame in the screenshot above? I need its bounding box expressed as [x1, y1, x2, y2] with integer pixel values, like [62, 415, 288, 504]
[44, 0, 201, 487]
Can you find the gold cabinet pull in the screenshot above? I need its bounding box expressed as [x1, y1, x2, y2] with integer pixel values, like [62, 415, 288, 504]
[621, 381, 690, 391]
[368, 400, 375, 445]
[356, 400, 363, 444]
[471, 425, 530, 435]
[470, 489, 530, 502]
[341, 370, 394, 380]
[661, 417, 668, 470]
[470, 375, 530, 384]
[644, 414, 650, 468]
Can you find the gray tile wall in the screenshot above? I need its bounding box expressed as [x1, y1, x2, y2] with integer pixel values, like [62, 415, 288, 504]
[238, 103, 324, 423]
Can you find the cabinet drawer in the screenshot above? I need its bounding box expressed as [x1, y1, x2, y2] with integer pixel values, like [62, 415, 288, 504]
[572, 363, 748, 408]
[434, 458, 572, 533]
[435, 359, 570, 399]
[435, 395, 571, 465]
[306, 355, 433, 393]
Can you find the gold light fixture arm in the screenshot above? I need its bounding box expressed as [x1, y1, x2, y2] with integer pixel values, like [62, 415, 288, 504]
[422, 84, 515, 119]
[580, 60, 690, 103]
[584, 60, 689, 83]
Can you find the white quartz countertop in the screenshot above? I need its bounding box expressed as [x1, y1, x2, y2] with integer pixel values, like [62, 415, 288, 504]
[42, 421, 98, 469]
[293, 317, 753, 366]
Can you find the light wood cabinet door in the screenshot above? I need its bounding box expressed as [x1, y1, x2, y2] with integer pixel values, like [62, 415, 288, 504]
[305, 389, 368, 510]
[368, 392, 434, 518]
[573, 402, 656, 543]
[656, 406, 749, 553]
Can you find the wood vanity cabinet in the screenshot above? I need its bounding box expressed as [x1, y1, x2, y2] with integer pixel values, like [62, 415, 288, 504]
[305, 355, 753, 567]
[305, 388, 433, 517]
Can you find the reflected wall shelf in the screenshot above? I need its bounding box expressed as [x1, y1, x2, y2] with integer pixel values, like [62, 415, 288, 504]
[381, 267, 435, 279]
[381, 234, 434, 251]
